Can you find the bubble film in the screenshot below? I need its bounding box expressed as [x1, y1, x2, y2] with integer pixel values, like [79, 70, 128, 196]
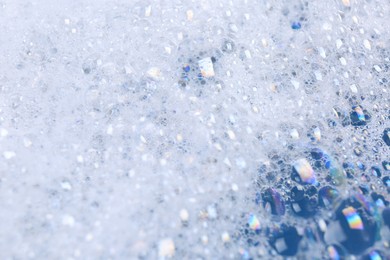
[292, 158, 317, 184]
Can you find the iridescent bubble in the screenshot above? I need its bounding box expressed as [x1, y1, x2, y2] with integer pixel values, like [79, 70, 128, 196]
[292, 158, 316, 185]
[308, 126, 322, 142]
[370, 166, 381, 178]
[248, 214, 261, 231]
[329, 166, 346, 186]
[310, 148, 345, 185]
[198, 57, 215, 78]
[268, 224, 302, 256]
[313, 127, 321, 141]
[319, 186, 340, 208]
[262, 188, 286, 216]
[238, 248, 250, 260]
[326, 244, 346, 260]
[325, 195, 379, 254]
[350, 105, 371, 126]
[361, 250, 385, 260]
[342, 206, 364, 230]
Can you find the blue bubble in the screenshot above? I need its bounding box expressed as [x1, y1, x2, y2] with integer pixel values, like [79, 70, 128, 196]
[262, 188, 286, 216]
[330, 195, 379, 254]
[291, 22, 301, 30]
[183, 65, 191, 72]
[268, 224, 302, 256]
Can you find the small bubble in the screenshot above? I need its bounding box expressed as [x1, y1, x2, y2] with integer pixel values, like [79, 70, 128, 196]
[383, 128, 390, 146]
[370, 166, 381, 178]
[326, 244, 347, 260]
[268, 225, 302, 256]
[382, 176, 390, 188]
[291, 22, 301, 30]
[290, 186, 318, 218]
[350, 106, 371, 126]
[382, 161, 390, 171]
[319, 186, 339, 208]
[361, 250, 385, 260]
[221, 39, 235, 53]
[382, 208, 390, 228]
[248, 214, 261, 231]
[262, 188, 286, 216]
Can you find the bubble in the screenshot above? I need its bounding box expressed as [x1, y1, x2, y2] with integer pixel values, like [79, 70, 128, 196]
[382, 208, 390, 228]
[308, 149, 345, 185]
[357, 161, 365, 170]
[342, 206, 365, 230]
[262, 188, 286, 216]
[354, 147, 363, 156]
[361, 250, 386, 260]
[290, 186, 319, 218]
[363, 180, 374, 191]
[383, 128, 390, 146]
[248, 214, 261, 232]
[311, 148, 330, 168]
[3, 1, 390, 259]
[343, 162, 356, 179]
[221, 39, 235, 54]
[326, 195, 378, 254]
[238, 248, 250, 260]
[350, 106, 371, 126]
[183, 64, 191, 73]
[158, 238, 175, 258]
[291, 22, 301, 30]
[370, 192, 388, 208]
[382, 176, 390, 189]
[198, 57, 215, 78]
[268, 225, 303, 256]
[382, 161, 390, 171]
[312, 126, 321, 142]
[292, 158, 317, 185]
[319, 186, 340, 208]
[370, 166, 381, 178]
[326, 244, 346, 260]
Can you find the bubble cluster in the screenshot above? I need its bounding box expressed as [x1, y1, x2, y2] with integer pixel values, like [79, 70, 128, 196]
[0, 0, 389, 259]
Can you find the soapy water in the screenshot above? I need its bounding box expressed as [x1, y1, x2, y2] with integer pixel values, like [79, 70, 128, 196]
[0, 0, 389, 259]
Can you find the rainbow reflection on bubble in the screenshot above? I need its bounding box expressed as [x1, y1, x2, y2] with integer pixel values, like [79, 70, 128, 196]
[293, 158, 316, 184]
[313, 127, 321, 141]
[354, 106, 365, 121]
[327, 245, 340, 260]
[368, 251, 382, 260]
[248, 214, 261, 231]
[198, 57, 215, 78]
[319, 186, 339, 207]
[342, 206, 364, 230]
[239, 248, 250, 260]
